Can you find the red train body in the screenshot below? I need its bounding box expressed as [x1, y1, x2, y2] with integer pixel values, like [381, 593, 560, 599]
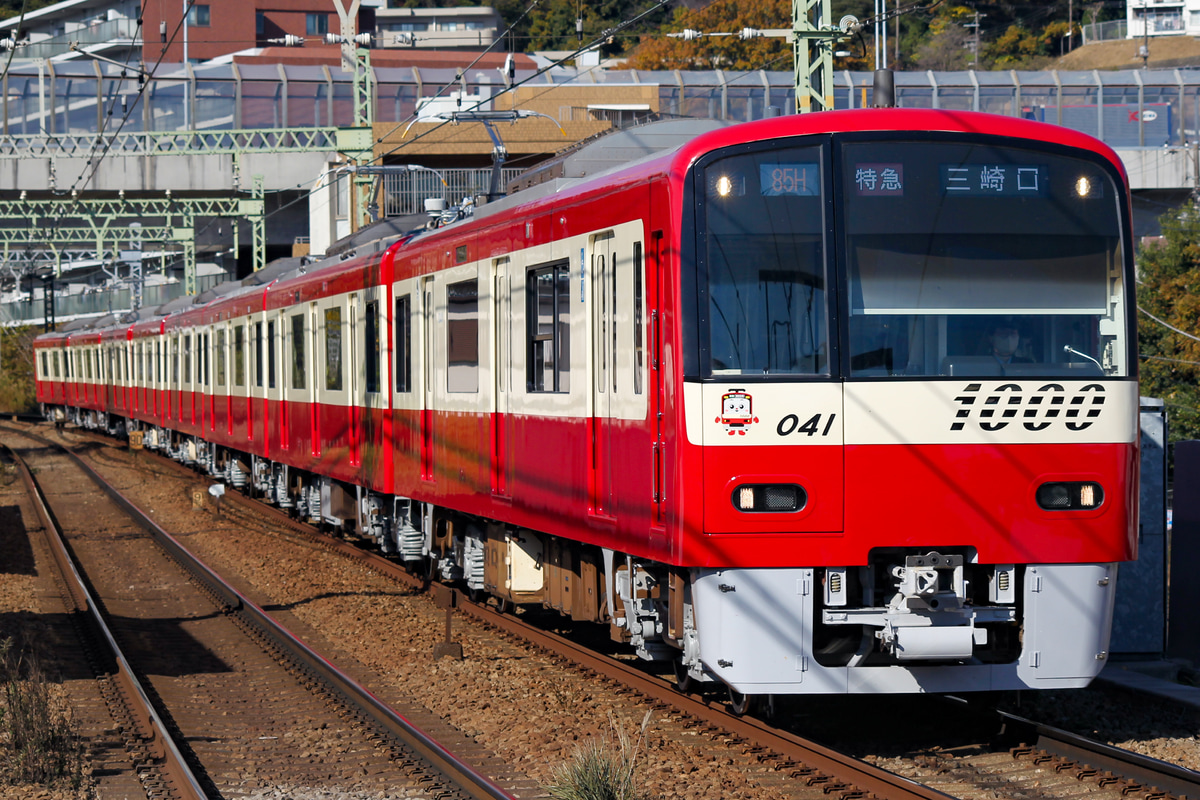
[34, 109, 1139, 697]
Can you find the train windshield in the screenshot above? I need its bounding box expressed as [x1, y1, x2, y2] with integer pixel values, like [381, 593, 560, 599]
[842, 139, 1128, 378]
[699, 144, 830, 376]
[692, 136, 1129, 380]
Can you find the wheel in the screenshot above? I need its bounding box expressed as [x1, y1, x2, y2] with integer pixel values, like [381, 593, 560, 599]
[672, 658, 693, 694]
[727, 687, 758, 717]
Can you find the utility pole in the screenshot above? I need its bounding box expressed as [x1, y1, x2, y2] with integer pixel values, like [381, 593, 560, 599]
[332, 0, 376, 232]
[1067, 0, 1073, 53]
[793, 0, 839, 112]
[964, 10, 984, 69]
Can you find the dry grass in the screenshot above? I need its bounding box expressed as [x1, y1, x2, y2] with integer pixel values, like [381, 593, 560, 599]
[545, 711, 652, 800]
[0, 637, 86, 790]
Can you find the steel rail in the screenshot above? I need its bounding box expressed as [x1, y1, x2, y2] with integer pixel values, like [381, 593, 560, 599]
[998, 709, 1200, 799]
[2, 425, 513, 800]
[48, 427, 951, 800]
[3, 442, 209, 800]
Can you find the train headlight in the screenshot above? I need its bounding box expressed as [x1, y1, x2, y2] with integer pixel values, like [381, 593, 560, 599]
[1075, 176, 1092, 197]
[732, 484, 806, 513]
[708, 173, 745, 198]
[1036, 481, 1104, 510]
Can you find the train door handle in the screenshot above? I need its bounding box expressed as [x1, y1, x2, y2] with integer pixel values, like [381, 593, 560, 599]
[652, 314, 662, 374]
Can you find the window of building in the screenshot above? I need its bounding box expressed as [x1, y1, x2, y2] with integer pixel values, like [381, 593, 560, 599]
[395, 295, 411, 392]
[256, 10, 265, 35]
[306, 12, 328, 35]
[365, 300, 380, 394]
[291, 314, 305, 390]
[188, 4, 210, 27]
[527, 262, 571, 392]
[446, 280, 479, 393]
[325, 307, 343, 391]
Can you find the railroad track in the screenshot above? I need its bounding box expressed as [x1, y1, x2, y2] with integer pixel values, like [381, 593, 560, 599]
[0, 424, 515, 800]
[15, 420, 1200, 800]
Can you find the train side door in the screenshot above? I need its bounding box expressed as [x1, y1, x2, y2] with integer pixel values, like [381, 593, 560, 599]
[349, 293, 361, 467]
[310, 303, 321, 457]
[648, 232, 667, 531]
[590, 232, 616, 518]
[492, 257, 512, 497]
[421, 276, 435, 481]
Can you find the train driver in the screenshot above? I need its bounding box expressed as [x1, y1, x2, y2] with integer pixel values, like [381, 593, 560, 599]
[989, 319, 1032, 366]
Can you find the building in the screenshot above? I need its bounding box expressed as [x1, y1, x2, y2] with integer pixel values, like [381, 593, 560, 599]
[0, 0, 140, 62]
[374, 6, 502, 50]
[140, 1, 502, 64]
[1127, 0, 1192, 38]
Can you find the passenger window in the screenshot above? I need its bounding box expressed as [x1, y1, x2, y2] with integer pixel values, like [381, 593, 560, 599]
[291, 314, 305, 390]
[527, 262, 571, 393]
[234, 324, 245, 387]
[267, 321, 276, 390]
[446, 280, 478, 393]
[634, 242, 643, 395]
[325, 307, 343, 391]
[216, 330, 227, 387]
[255, 322, 264, 388]
[183, 335, 192, 384]
[365, 300, 380, 394]
[394, 295, 412, 393]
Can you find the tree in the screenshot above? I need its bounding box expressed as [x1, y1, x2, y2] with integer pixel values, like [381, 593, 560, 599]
[1136, 202, 1200, 445]
[623, 0, 791, 71]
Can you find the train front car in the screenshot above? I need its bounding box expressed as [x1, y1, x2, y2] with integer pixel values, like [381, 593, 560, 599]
[676, 110, 1137, 695]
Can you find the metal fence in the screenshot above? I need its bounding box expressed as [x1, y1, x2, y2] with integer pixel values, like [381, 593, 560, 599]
[380, 167, 525, 216]
[0, 275, 223, 325]
[1081, 19, 1128, 44]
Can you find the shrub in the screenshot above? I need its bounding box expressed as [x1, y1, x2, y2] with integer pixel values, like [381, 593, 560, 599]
[545, 710, 652, 800]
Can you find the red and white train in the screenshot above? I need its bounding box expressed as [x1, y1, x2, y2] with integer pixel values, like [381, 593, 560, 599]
[34, 108, 1138, 703]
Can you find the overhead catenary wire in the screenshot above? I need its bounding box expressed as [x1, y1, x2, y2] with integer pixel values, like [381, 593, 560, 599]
[184, 0, 679, 254]
[1138, 305, 1200, 344]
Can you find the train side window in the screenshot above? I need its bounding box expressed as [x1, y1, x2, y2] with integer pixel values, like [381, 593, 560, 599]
[394, 295, 411, 393]
[54, 350, 61, 378]
[365, 300, 380, 394]
[633, 242, 644, 395]
[291, 314, 306, 390]
[527, 262, 571, 393]
[254, 322, 263, 388]
[267, 320, 277, 390]
[202, 333, 209, 387]
[446, 280, 479, 393]
[234, 324, 245, 387]
[183, 334, 192, 384]
[216, 330, 227, 387]
[325, 307, 344, 392]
